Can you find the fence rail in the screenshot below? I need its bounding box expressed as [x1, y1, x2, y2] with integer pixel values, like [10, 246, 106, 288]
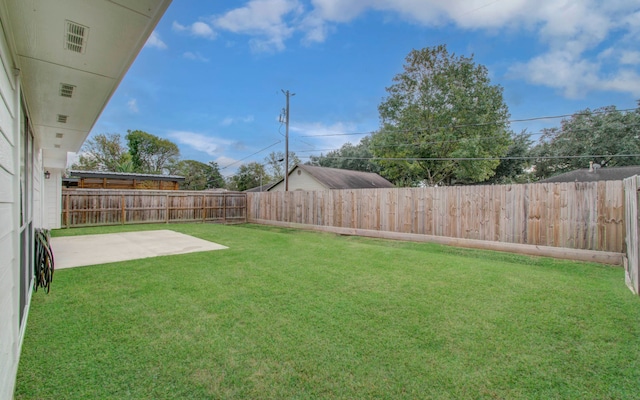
[62, 189, 247, 227]
[248, 181, 625, 253]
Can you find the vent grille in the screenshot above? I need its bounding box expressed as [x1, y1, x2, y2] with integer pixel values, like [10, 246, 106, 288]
[59, 83, 75, 98]
[65, 21, 88, 53]
[54, 144, 61, 149]
[57, 115, 68, 123]
[55, 133, 64, 139]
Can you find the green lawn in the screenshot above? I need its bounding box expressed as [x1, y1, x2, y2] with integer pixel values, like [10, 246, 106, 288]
[16, 223, 640, 399]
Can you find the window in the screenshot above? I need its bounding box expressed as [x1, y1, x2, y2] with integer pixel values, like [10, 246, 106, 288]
[19, 100, 33, 326]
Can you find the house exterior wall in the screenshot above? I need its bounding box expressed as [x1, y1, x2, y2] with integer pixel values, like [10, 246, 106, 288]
[43, 169, 62, 229]
[269, 168, 327, 191]
[0, 15, 23, 399]
[0, 0, 173, 395]
[33, 148, 42, 228]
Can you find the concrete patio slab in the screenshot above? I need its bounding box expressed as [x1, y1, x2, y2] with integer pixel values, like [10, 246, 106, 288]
[51, 230, 228, 269]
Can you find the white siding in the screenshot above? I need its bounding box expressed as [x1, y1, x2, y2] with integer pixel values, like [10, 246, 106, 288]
[0, 231, 15, 400]
[0, 16, 19, 399]
[32, 148, 42, 228]
[43, 169, 62, 229]
[269, 167, 327, 191]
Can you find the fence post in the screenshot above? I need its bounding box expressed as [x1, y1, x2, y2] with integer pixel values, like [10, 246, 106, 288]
[166, 194, 169, 223]
[65, 192, 70, 228]
[223, 193, 227, 224]
[121, 195, 125, 225]
[202, 194, 206, 222]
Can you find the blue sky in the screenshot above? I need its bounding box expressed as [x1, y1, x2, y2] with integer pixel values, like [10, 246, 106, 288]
[87, 0, 640, 177]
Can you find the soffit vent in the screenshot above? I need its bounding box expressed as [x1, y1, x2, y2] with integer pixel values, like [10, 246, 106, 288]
[65, 21, 88, 53]
[55, 133, 64, 139]
[57, 115, 68, 123]
[59, 83, 75, 98]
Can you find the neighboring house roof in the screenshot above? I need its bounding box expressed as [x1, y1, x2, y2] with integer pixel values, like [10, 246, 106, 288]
[68, 170, 185, 182]
[245, 183, 277, 192]
[540, 165, 640, 183]
[270, 164, 394, 190]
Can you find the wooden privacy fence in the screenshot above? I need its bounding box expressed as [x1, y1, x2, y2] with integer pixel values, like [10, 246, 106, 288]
[62, 189, 247, 227]
[248, 181, 625, 253]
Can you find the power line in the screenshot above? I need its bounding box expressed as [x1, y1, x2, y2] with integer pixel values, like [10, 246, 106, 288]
[297, 108, 638, 138]
[220, 140, 282, 170]
[458, 0, 502, 17]
[294, 135, 509, 153]
[297, 154, 640, 162]
[293, 121, 640, 155]
[300, 131, 371, 138]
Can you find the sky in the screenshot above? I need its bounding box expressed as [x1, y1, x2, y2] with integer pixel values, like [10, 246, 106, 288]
[85, 0, 640, 177]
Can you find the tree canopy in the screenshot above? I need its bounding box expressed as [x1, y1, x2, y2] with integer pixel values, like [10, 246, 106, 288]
[126, 130, 180, 174]
[483, 131, 533, 184]
[172, 160, 225, 190]
[372, 45, 511, 186]
[532, 104, 640, 180]
[72, 133, 132, 172]
[264, 151, 300, 181]
[227, 162, 267, 191]
[308, 137, 380, 173]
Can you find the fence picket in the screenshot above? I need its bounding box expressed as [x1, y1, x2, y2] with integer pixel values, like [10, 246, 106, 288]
[62, 189, 247, 227]
[247, 182, 625, 253]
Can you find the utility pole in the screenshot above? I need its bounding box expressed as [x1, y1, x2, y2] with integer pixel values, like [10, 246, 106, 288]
[282, 89, 294, 191]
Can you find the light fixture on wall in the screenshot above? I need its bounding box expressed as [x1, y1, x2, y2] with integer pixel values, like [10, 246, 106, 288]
[44, 171, 51, 179]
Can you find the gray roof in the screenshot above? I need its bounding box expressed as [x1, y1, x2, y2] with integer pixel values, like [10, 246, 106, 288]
[295, 164, 394, 189]
[245, 183, 277, 192]
[540, 166, 640, 183]
[68, 170, 185, 182]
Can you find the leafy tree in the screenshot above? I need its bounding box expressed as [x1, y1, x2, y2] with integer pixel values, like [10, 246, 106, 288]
[308, 136, 380, 173]
[532, 104, 640, 180]
[206, 161, 226, 188]
[372, 45, 511, 186]
[126, 130, 180, 174]
[227, 162, 267, 191]
[172, 160, 225, 190]
[264, 151, 300, 181]
[484, 131, 534, 184]
[72, 133, 132, 172]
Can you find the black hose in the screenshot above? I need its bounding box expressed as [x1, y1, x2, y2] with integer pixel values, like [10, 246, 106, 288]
[34, 228, 55, 293]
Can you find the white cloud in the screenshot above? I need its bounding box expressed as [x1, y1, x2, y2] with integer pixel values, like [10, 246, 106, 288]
[290, 121, 365, 151]
[183, 51, 210, 62]
[183, 0, 640, 96]
[220, 115, 255, 126]
[66, 152, 80, 169]
[172, 21, 187, 32]
[192, 22, 216, 39]
[620, 51, 640, 65]
[299, 13, 333, 44]
[172, 21, 217, 40]
[316, 1, 640, 97]
[169, 131, 234, 157]
[511, 51, 640, 98]
[211, 0, 302, 52]
[127, 98, 139, 113]
[216, 156, 242, 175]
[145, 31, 167, 50]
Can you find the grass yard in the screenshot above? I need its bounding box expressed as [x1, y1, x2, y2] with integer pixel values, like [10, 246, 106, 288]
[16, 223, 640, 399]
